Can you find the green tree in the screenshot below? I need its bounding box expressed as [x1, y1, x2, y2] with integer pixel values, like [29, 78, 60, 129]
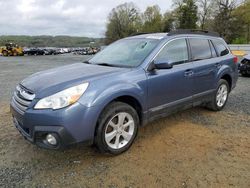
[175, 0, 198, 29]
[233, 0, 250, 43]
[162, 12, 176, 32]
[141, 5, 163, 32]
[105, 2, 141, 44]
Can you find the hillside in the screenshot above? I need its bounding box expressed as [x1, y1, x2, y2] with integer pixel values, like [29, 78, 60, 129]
[0, 35, 104, 47]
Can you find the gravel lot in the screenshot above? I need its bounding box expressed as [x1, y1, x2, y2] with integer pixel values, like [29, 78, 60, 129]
[0, 54, 250, 188]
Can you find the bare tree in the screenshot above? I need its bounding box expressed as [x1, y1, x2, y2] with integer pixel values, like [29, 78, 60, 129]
[213, 0, 240, 42]
[197, 0, 214, 30]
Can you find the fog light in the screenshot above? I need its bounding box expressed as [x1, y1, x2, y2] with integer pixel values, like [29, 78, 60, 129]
[46, 134, 57, 146]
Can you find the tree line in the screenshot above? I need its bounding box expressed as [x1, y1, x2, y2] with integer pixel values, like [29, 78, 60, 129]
[0, 36, 104, 48]
[105, 0, 250, 44]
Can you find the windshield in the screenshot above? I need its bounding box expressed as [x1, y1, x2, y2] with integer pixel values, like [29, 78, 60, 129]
[89, 38, 160, 67]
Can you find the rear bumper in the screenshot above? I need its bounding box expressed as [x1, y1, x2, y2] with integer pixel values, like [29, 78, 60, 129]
[10, 100, 102, 149]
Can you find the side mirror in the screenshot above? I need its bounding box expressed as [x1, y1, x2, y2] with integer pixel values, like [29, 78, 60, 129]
[148, 60, 173, 71]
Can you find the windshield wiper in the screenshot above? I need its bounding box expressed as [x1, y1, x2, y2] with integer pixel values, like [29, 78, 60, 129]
[96, 63, 133, 68]
[83, 60, 91, 64]
[95, 63, 117, 67]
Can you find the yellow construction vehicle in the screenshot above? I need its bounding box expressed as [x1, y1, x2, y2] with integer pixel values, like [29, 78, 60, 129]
[0, 43, 24, 56]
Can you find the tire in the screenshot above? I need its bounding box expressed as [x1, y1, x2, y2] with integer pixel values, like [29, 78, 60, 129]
[95, 102, 139, 155]
[2, 51, 8, 56]
[206, 79, 229, 111]
[13, 51, 17, 56]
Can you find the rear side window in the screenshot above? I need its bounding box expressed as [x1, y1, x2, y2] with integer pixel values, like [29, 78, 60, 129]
[189, 38, 212, 61]
[155, 38, 188, 65]
[212, 39, 229, 56]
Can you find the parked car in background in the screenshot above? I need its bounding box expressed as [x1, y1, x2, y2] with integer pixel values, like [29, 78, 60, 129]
[239, 54, 250, 76]
[24, 48, 46, 56]
[10, 30, 238, 155]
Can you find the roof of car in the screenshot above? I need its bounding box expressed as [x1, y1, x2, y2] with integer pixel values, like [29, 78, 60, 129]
[126, 30, 221, 40]
[128, 33, 167, 40]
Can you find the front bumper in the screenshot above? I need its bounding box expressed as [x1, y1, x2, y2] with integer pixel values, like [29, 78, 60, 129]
[13, 116, 75, 149]
[10, 100, 101, 149]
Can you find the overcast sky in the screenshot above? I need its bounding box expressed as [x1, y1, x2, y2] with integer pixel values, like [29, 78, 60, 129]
[0, 0, 172, 37]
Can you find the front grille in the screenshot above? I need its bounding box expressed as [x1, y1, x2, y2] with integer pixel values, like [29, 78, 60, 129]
[12, 85, 35, 114]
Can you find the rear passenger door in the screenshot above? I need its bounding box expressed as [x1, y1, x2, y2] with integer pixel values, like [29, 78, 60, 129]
[189, 38, 218, 101]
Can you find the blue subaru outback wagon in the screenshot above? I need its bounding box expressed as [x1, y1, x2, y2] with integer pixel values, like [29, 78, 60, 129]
[10, 30, 238, 155]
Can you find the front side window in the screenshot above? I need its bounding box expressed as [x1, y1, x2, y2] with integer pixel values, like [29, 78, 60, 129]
[89, 38, 160, 67]
[212, 39, 229, 56]
[189, 38, 212, 61]
[155, 38, 188, 65]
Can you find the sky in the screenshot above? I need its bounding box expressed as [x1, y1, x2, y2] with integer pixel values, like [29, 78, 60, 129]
[0, 0, 172, 37]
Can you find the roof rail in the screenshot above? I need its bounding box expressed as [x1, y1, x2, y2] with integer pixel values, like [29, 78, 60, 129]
[167, 29, 220, 37]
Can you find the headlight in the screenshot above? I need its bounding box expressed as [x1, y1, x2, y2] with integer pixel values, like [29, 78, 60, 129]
[34, 83, 89, 110]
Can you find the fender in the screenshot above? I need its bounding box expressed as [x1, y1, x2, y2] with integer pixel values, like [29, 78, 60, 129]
[215, 64, 233, 87]
[79, 82, 146, 112]
[77, 82, 147, 140]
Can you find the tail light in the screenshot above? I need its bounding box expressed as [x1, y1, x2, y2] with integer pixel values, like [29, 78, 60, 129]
[233, 56, 238, 64]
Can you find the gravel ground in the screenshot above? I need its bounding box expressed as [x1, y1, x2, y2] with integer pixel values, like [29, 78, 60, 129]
[0, 55, 250, 188]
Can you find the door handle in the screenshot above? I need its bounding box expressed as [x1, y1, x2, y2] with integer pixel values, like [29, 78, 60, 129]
[184, 70, 194, 77]
[214, 63, 222, 69]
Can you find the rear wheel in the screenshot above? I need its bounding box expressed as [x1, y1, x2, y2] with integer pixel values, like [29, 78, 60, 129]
[206, 79, 229, 111]
[95, 102, 139, 155]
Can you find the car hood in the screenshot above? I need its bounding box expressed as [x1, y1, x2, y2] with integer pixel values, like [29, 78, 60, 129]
[21, 63, 126, 93]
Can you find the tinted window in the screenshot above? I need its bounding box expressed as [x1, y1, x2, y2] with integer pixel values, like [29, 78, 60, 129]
[189, 38, 212, 61]
[155, 39, 188, 65]
[212, 39, 229, 56]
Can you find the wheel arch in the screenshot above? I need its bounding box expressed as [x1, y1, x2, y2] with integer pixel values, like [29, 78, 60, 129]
[220, 74, 232, 92]
[112, 95, 143, 125]
[217, 65, 233, 92]
[97, 94, 144, 126]
[93, 94, 144, 139]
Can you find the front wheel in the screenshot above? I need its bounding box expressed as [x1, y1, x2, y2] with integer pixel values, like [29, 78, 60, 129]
[95, 102, 139, 155]
[206, 79, 229, 111]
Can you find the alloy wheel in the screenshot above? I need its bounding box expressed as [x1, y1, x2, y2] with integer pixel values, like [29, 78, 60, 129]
[216, 84, 228, 107]
[104, 112, 135, 150]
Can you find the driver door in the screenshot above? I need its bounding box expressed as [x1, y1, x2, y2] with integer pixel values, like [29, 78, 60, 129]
[146, 38, 194, 119]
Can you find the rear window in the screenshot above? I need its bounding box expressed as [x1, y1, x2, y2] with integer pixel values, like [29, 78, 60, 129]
[189, 38, 212, 61]
[212, 39, 229, 56]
